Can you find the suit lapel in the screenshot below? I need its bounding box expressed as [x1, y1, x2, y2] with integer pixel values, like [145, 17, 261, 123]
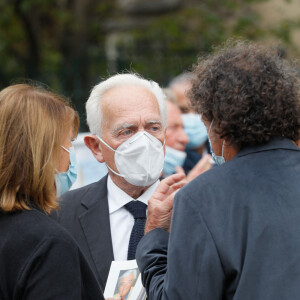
[79, 175, 114, 289]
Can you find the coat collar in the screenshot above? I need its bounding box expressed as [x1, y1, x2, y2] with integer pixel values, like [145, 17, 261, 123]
[236, 136, 299, 158]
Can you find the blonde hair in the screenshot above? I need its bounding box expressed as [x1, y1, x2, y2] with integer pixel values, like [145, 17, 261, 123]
[0, 84, 79, 212]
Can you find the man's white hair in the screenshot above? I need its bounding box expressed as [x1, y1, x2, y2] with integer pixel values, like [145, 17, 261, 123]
[86, 73, 167, 136]
[119, 269, 138, 281]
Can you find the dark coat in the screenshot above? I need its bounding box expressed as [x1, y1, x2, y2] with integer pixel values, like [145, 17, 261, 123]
[183, 139, 211, 174]
[136, 137, 300, 300]
[0, 207, 104, 300]
[53, 175, 114, 291]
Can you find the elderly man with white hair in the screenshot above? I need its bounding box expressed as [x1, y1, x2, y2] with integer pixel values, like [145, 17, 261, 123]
[54, 73, 172, 291]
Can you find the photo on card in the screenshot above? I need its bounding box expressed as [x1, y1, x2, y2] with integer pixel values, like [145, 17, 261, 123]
[113, 268, 139, 299]
[104, 260, 146, 300]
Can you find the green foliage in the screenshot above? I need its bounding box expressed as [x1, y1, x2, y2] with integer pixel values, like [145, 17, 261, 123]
[271, 19, 300, 44]
[0, 0, 299, 130]
[113, 0, 271, 84]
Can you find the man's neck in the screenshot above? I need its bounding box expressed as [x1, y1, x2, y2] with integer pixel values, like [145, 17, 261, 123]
[109, 173, 149, 199]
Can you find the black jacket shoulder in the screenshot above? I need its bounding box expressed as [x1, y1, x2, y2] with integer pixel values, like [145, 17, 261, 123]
[0, 209, 103, 300]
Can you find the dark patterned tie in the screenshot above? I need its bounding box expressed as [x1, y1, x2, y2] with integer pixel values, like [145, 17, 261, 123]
[125, 200, 147, 260]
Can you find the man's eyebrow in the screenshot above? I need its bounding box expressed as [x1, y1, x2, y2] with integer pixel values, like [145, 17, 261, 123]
[146, 119, 162, 125]
[112, 123, 135, 135]
[112, 120, 163, 135]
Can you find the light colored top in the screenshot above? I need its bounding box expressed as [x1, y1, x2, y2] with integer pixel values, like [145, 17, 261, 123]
[107, 176, 159, 261]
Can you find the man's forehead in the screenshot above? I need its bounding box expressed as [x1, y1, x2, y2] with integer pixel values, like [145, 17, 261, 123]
[167, 102, 182, 123]
[101, 86, 159, 110]
[168, 118, 182, 127]
[102, 84, 154, 100]
[100, 86, 161, 130]
[172, 81, 191, 93]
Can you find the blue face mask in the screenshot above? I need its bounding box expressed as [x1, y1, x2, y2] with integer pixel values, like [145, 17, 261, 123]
[55, 146, 77, 197]
[208, 121, 226, 166]
[181, 113, 208, 149]
[163, 146, 187, 176]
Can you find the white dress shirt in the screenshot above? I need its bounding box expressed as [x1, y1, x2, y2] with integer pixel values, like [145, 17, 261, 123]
[107, 176, 159, 261]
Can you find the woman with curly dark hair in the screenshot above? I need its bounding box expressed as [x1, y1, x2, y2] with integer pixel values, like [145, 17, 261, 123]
[135, 42, 300, 300]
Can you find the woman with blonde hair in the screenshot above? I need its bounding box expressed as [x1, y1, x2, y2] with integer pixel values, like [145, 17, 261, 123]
[0, 84, 104, 299]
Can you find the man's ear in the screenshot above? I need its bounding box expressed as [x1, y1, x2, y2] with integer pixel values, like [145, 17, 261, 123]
[84, 135, 105, 163]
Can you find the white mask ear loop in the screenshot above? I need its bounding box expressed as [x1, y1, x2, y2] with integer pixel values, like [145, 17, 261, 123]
[145, 135, 150, 183]
[208, 119, 214, 139]
[96, 135, 116, 152]
[60, 145, 71, 168]
[221, 140, 225, 158]
[105, 164, 125, 178]
[96, 135, 125, 178]
[61, 145, 70, 153]
[209, 121, 225, 158]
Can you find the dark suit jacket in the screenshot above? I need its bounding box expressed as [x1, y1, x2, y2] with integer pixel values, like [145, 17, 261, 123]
[54, 175, 113, 291]
[183, 139, 211, 174]
[0, 207, 103, 300]
[136, 137, 300, 300]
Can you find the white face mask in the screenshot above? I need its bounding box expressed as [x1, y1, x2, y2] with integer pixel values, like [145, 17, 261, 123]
[97, 131, 165, 187]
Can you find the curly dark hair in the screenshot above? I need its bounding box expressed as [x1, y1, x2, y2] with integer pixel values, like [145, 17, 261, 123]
[189, 41, 300, 148]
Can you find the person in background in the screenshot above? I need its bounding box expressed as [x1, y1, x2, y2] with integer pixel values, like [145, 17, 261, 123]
[53, 74, 181, 291]
[169, 72, 211, 173]
[163, 88, 212, 181]
[0, 84, 103, 299]
[136, 42, 300, 299]
[168, 72, 194, 114]
[162, 88, 189, 176]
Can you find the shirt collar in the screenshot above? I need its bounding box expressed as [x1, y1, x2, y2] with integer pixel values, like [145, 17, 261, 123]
[107, 175, 160, 214]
